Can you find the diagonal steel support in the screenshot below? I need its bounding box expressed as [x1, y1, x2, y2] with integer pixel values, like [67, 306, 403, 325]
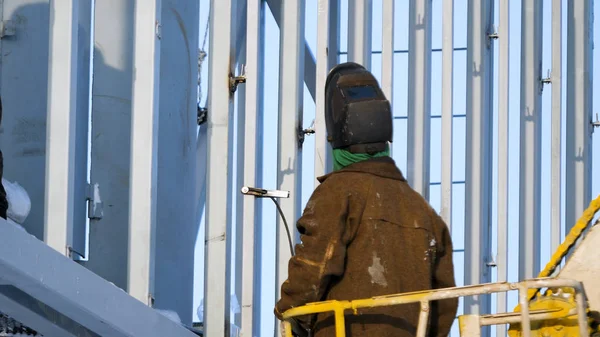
[265, 0, 316, 101]
[0, 219, 198, 337]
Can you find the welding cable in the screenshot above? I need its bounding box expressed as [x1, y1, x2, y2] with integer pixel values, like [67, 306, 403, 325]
[270, 197, 295, 257]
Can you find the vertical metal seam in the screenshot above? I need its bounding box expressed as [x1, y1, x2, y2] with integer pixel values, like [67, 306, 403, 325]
[496, 0, 510, 335]
[204, 0, 236, 334]
[44, 0, 80, 256]
[550, 0, 562, 258]
[407, 0, 432, 201]
[347, 0, 372, 69]
[275, 0, 305, 335]
[464, 1, 493, 332]
[440, 0, 453, 229]
[518, 0, 543, 281]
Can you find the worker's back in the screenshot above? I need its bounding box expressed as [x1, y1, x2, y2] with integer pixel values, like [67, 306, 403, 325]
[308, 157, 457, 337]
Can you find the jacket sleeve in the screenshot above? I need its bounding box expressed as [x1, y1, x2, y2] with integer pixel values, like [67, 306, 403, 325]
[429, 216, 459, 337]
[274, 181, 358, 327]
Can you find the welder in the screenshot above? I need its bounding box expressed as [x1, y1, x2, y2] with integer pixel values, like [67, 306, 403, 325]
[274, 62, 458, 337]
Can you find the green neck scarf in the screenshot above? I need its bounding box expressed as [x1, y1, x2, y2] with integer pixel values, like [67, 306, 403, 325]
[332, 144, 390, 171]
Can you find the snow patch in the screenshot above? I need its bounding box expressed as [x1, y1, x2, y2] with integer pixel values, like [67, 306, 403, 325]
[2, 178, 31, 224]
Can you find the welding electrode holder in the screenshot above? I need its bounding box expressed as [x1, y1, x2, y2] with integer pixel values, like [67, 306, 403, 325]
[240, 186, 295, 256]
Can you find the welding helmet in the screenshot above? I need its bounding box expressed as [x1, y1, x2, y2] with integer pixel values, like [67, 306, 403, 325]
[324, 62, 393, 154]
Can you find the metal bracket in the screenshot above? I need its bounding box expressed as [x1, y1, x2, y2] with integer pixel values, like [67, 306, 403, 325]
[229, 64, 247, 94]
[0, 20, 16, 39]
[540, 69, 552, 93]
[298, 119, 316, 147]
[486, 256, 497, 268]
[487, 25, 498, 48]
[85, 183, 103, 220]
[592, 113, 600, 132]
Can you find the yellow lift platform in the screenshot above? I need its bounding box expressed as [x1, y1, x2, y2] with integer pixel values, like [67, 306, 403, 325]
[281, 195, 600, 337]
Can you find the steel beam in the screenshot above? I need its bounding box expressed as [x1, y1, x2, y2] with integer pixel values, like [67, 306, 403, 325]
[85, 0, 135, 290]
[518, 0, 543, 281]
[347, 0, 372, 69]
[0, 218, 198, 337]
[550, 0, 562, 256]
[464, 0, 494, 330]
[127, 0, 162, 304]
[407, 0, 432, 200]
[44, 0, 79, 256]
[496, 1, 509, 336]
[235, 29, 247, 337]
[440, 0, 453, 227]
[314, 0, 340, 180]
[265, 0, 316, 101]
[275, 0, 305, 335]
[0, 286, 89, 337]
[565, 0, 593, 232]
[153, 0, 199, 324]
[204, 0, 237, 334]
[239, 0, 265, 335]
[381, 0, 394, 155]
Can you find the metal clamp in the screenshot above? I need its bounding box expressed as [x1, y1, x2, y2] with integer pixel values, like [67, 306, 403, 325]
[0, 21, 16, 39]
[230, 64, 247, 94]
[299, 119, 316, 146]
[241, 186, 289, 199]
[540, 69, 552, 93]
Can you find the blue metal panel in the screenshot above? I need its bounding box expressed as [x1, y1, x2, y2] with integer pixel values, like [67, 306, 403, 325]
[0, 0, 50, 240]
[153, 0, 200, 326]
[84, 0, 135, 290]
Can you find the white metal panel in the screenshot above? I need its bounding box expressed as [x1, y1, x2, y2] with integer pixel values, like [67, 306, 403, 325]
[464, 0, 493, 330]
[204, 0, 236, 334]
[550, 0, 563, 256]
[407, 0, 432, 201]
[518, 0, 543, 281]
[565, 0, 593, 232]
[0, 218, 198, 337]
[314, 0, 338, 180]
[239, 0, 264, 335]
[128, 0, 162, 305]
[44, 0, 79, 256]
[347, 0, 372, 69]
[496, 0, 510, 336]
[276, 0, 305, 335]
[440, 0, 453, 227]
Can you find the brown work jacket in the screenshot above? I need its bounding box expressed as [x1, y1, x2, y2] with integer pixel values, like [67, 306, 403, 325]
[275, 157, 458, 337]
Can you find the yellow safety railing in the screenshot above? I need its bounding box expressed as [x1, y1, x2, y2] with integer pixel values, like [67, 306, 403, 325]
[281, 278, 589, 337]
[527, 194, 600, 301]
